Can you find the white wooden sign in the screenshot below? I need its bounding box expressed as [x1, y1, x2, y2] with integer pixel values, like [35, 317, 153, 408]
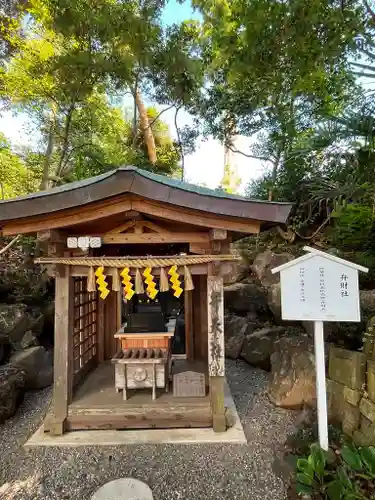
[272, 246, 368, 450]
[274, 250, 367, 322]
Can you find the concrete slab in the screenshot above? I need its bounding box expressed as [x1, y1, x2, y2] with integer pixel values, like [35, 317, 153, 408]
[92, 478, 153, 500]
[25, 381, 247, 447]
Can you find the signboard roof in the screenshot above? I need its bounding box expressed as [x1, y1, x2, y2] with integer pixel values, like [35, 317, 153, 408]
[271, 246, 368, 323]
[272, 246, 369, 275]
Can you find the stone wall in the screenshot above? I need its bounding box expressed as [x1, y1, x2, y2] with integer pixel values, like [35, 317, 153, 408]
[327, 346, 375, 445]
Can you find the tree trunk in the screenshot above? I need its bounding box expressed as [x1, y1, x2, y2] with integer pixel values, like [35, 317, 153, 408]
[268, 162, 278, 201]
[135, 89, 157, 164]
[40, 123, 55, 191]
[132, 81, 138, 149]
[268, 151, 282, 202]
[56, 105, 75, 181]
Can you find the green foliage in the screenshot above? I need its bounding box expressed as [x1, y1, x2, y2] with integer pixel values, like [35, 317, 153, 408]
[295, 442, 375, 500]
[0, 0, 197, 193]
[0, 133, 38, 199]
[296, 443, 328, 496]
[192, 0, 365, 145]
[328, 205, 375, 252]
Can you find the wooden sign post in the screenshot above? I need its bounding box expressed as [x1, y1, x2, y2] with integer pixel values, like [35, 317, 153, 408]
[272, 246, 368, 450]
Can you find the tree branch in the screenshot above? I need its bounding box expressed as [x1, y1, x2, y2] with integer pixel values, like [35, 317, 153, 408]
[226, 144, 271, 161]
[350, 61, 375, 72]
[293, 215, 331, 240]
[352, 71, 375, 78]
[359, 46, 375, 60]
[174, 106, 184, 180]
[147, 104, 176, 129]
[364, 0, 375, 19]
[0, 235, 21, 255]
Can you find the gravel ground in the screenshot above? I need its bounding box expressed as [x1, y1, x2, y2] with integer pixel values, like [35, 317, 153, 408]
[0, 360, 297, 500]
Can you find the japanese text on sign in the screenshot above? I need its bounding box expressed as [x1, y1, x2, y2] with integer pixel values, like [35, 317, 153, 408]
[300, 267, 306, 303]
[319, 267, 326, 312]
[341, 273, 349, 298]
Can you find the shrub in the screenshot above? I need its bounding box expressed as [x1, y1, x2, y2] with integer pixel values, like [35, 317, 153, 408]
[329, 204, 374, 252]
[295, 442, 375, 499]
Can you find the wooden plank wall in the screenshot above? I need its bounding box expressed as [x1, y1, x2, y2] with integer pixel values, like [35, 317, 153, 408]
[192, 275, 208, 362]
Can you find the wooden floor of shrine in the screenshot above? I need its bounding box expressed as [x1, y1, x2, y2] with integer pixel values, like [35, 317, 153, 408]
[50, 363, 212, 431]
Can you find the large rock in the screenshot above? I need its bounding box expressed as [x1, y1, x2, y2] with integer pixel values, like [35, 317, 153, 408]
[241, 326, 287, 371]
[252, 250, 293, 287]
[0, 304, 46, 350]
[0, 303, 28, 341]
[224, 314, 259, 359]
[224, 282, 269, 318]
[269, 335, 316, 409]
[223, 259, 250, 285]
[10, 346, 53, 389]
[0, 364, 26, 423]
[267, 283, 281, 319]
[360, 290, 375, 320]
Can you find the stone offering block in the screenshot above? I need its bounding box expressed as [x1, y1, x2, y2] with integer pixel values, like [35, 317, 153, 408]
[329, 347, 366, 390]
[92, 478, 153, 500]
[173, 371, 206, 397]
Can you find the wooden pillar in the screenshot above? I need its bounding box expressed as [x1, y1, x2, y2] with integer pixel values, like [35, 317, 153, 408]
[207, 274, 226, 433]
[97, 294, 105, 363]
[184, 290, 194, 360]
[192, 276, 208, 361]
[50, 264, 73, 435]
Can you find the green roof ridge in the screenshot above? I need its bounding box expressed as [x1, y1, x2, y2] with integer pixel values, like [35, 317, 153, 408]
[119, 166, 290, 205]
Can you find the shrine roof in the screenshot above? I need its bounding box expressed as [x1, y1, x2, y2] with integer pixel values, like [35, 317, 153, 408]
[0, 166, 292, 225]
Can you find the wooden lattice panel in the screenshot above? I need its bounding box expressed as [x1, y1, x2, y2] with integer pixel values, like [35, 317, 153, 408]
[73, 277, 97, 383]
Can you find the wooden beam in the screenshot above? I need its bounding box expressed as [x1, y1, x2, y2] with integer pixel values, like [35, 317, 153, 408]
[37, 229, 67, 243]
[3, 196, 260, 236]
[189, 242, 211, 255]
[106, 220, 137, 234]
[144, 220, 168, 233]
[131, 199, 261, 234]
[50, 264, 72, 435]
[123, 210, 142, 219]
[102, 232, 209, 244]
[2, 198, 132, 235]
[66, 405, 212, 430]
[210, 229, 227, 240]
[207, 274, 226, 432]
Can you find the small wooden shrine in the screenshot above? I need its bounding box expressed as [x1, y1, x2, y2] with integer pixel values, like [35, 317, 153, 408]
[0, 167, 292, 435]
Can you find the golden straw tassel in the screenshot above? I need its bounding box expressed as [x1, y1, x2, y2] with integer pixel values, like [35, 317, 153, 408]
[87, 267, 96, 292]
[159, 267, 169, 292]
[111, 268, 121, 292]
[135, 269, 145, 294]
[184, 265, 194, 291]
